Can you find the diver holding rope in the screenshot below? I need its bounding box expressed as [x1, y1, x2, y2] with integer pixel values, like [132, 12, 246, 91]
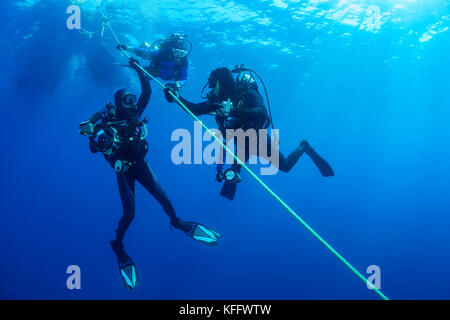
[116, 33, 191, 88]
[164, 66, 335, 200]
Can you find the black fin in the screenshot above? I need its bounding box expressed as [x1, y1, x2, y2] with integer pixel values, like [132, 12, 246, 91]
[220, 181, 238, 200]
[110, 242, 139, 290]
[307, 148, 335, 177]
[184, 222, 220, 246]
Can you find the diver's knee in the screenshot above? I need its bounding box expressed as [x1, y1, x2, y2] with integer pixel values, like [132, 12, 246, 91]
[278, 162, 291, 172]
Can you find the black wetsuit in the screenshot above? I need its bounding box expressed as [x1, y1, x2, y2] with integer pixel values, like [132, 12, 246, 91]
[178, 86, 305, 173]
[89, 66, 177, 243]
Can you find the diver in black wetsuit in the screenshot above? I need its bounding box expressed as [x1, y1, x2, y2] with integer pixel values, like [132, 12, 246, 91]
[164, 67, 334, 200]
[80, 58, 219, 290]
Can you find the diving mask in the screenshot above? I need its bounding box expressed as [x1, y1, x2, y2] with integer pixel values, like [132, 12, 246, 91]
[122, 94, 137, 107]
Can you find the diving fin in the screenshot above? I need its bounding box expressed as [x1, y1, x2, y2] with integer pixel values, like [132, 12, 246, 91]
[220, 180, 238, 201]
[181, 222, 220, 246]
[306, 148, 335, 177]
[110, 241, 139, 290]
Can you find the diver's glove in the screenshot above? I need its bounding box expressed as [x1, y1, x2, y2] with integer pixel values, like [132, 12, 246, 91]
[116, 44, 128, 51]
[166, 82, 179, 91]
[215, 99, 234, 117]
[164, 85, 179, 103]
[128, 57, 141, 70]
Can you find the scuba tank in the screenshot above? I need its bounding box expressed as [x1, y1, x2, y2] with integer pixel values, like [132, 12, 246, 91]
[231, 65, 275, 131]
[149, 34, 192, 57]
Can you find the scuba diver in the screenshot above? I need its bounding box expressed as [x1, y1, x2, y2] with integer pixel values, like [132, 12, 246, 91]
[116, 33, 190, 88]
[164, 66, 334, 200]
[79, 57, 219, 290]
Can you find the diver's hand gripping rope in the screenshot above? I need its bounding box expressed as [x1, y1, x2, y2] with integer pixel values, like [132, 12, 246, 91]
[101, 14, 389, 300]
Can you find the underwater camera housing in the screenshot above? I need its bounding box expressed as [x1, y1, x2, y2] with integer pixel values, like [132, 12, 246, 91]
[232, 64, 274, 130]
[216, 167, 242, 184]
[92, 124, 120, 155]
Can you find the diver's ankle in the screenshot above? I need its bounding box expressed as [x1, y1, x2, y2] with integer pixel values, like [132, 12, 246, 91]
[170, 217, 182, 229]
[172, 218, 193, 233]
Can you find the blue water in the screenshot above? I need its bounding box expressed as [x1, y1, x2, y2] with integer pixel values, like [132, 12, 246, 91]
[1, 0, 449, 300]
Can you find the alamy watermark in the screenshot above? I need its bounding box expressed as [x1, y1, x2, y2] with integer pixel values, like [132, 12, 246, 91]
[66, 265, 81, 290]
[366, 265, 381, 290]
[171, 121, 280, 175]
[66, 5, 81, 30]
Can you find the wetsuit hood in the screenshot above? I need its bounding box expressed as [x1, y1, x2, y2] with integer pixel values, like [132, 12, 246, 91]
[114, 88, 137, 120]
[114, 89, 128, 108]
[208, 67, 236, 102]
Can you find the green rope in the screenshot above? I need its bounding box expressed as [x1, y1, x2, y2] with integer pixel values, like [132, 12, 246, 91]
[102, 14, 389, 300]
